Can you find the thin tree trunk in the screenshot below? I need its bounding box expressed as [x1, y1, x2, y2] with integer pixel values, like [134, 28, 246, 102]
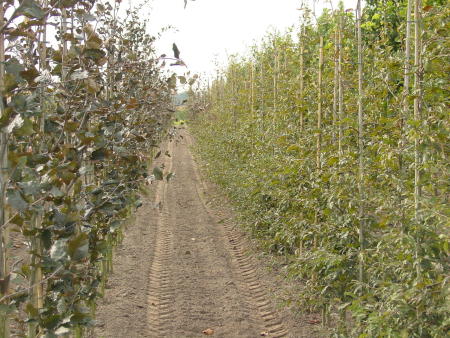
[399, 0, 413, 232]
[356, 0, 365, 285]
[28, 2, 48, 334]
[39, 0, 48, 133]
[0, 2, 9, 336]
[61, 8, 69, 83]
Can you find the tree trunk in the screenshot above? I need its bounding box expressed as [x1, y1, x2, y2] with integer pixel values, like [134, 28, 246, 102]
[0, 2, 9, 336]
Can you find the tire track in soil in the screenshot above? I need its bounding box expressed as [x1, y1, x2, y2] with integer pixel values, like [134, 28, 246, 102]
[186, 132, 288, 338]
[165, 131, 262, 338]
[146, 140, 175, 336]
[93, 129, 316, 337]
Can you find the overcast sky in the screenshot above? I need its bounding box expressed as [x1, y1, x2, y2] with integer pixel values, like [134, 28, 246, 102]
[137, 0, 357, 82]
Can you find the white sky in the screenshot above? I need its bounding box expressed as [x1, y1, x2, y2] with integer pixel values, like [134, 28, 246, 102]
[132, 0, 358, 83]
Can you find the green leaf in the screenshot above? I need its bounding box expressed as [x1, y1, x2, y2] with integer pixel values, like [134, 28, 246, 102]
[41, 229, 52, 250]
[15, 0, 45, 19]
[14, 117, 35, 137]
[67, 233, 89, 261]
[42, 314, 61, 330]
[153, 167, 164, 180]
[20, 67, 39, 84]
[109, 220, 122, 233]
[50, 239, 68, 262]
[166, 172, 175, 182]
[25, 302, 39, 318]
[0, 304, 15, 315]
[7, 189, 28, 211]
[91, 148, 108, 161]
[50, 186, 65, 198]
[84, 48, 106, 61]
[167, 74, 177, 89]
[18, 181, 40, 196]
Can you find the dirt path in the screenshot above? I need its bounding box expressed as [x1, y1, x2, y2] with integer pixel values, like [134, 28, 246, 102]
[93, 129, 317, 338]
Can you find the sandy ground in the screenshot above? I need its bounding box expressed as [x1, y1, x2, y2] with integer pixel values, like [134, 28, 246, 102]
[92, 129, 321, 338]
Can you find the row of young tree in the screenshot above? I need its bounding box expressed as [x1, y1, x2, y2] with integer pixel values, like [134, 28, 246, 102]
[0, 0, 178, 336]
[192, 0, 448, 336]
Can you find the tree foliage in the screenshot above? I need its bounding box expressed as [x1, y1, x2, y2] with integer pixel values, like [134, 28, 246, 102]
[192, 2, 449, 336]
[0, 0, 177, 336]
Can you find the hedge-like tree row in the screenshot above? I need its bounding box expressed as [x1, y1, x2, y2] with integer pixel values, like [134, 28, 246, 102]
[0, 1, 177, 336]
[192, 1, 448, 336]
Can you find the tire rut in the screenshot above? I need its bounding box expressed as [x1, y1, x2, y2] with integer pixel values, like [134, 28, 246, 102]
[186, 132, 289, 338]
[146, 140, 175, 336]
[93, 130, 316, 338]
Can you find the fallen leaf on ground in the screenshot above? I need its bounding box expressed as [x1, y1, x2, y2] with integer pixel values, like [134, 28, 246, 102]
[202, 328, 214, 335]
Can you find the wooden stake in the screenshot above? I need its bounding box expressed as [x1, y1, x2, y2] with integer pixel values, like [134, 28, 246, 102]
[333, 26, 338, 139]
[299, 32, 304, 131]
[273, 43, 278, 112]
[317, 37, 323, 170]
[251, 62, 255, 118]
[414, 0, 422, 219]
[338, 14, 344, 161]
[356, 0, 365, 285]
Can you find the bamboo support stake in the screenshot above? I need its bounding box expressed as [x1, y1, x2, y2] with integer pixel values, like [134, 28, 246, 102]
[413, 0, 423, 303]
[260, 60, 263, 110]
[333, 27, 338, 139]
[230, 67, 236, 129]
[414, 0, 422, 220]
[260, 59, 265, 135]
[251, 62, 255, 118]
[338, 14, 344, 160]
[61, 8, 69, 83]
[397, 0, 413, 233]
[356, 0, 365, 285]
[273, 43, 278, 112]
[299, 34, 304, 131]
[317, 37, 323, 170]
[39, 0, 48, 133]
[272, 46, 278, 153]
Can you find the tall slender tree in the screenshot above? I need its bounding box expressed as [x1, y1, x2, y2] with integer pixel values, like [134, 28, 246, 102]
[0, 4, 8, 337]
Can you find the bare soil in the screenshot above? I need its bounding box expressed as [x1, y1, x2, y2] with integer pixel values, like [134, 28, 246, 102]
[92, 129, 321, 338]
